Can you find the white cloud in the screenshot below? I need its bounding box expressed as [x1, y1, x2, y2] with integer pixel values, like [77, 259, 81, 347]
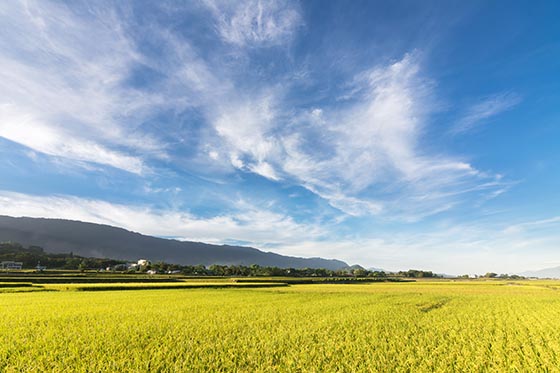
[0, 191, 324, 249]
[324, 55, 472, 190]
[205, 0, 302, 47]
[10, 2, 498, 222]
[452, 92, 521, 134]
[0, 1, 166, 173]
[327, 195, 384, 217]
[249, 161, 280, 181]
[146, 38, 509, 221]
[0, 2, 511, 234]
[213, 94, 278, 165]
[0, 104, 145, 174]
[229, 154, 245, 169]
[502, 216, 560, 235]
[209, 92, 287, 181]
[208, 150, 219, 160]
[206, 54, 504, 219]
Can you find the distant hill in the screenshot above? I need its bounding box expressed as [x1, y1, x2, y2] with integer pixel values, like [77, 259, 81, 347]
[0, 216, 348, 270]
[367, 266, 386, 272]
[519, 266, 560, 279]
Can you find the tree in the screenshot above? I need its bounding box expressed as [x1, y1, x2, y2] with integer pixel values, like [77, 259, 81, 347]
[78, 260, 87, 273]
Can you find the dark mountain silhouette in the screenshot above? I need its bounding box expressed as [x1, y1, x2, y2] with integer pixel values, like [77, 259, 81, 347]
[0, 215, 348, 269]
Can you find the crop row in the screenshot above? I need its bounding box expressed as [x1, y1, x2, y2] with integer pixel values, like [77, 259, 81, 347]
[1, 282, 560, 372]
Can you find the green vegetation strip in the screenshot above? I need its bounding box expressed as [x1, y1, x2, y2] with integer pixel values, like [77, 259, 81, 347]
[233, 277, 412, 284]
[0, 282, 33, 288]
[0, 276, 184, 284]
[46, 282, 289, 292]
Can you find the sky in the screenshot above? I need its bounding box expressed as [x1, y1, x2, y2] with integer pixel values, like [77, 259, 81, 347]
[1, 0, 559, 275]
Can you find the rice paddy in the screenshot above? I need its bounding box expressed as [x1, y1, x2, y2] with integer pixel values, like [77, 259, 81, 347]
[1, 280, 560, 372]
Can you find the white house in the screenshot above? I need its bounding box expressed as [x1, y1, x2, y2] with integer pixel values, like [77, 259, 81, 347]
[1, 261, 23, 270]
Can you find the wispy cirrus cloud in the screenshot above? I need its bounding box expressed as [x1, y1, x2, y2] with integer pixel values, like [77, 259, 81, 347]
[1, 1, 505, 221]
[451, 92, 522, 134]
[0, 104, 147, 174]
[204, 0, 302, 47]
[502, 216, 560, 235]
[0, 1, 166, 174]
[302, 55, 504, 218]
[204, 54, 506, 219]
[0, 1, 298, 178]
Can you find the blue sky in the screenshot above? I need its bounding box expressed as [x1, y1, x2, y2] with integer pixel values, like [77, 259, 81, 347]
[1, 0, 559, 274]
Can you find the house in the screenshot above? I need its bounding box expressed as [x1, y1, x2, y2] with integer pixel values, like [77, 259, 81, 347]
[112, 263, 135, 271]
[0, 261, 23, 270]
[137, 259, 151, 267]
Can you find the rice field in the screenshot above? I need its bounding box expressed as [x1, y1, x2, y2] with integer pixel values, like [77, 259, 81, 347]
[1, 280, 560, 372]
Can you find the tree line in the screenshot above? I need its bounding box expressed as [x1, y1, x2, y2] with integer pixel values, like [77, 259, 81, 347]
[0, 242, 125, 270]
[0, 242, 441, 278]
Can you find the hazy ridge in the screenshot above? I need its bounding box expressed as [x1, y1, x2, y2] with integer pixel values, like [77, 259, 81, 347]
[519, 267, 560, 279]
[0, 216, 348, 270]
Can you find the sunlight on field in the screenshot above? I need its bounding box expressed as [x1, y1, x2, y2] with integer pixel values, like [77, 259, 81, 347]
[2, 281, 560, 372]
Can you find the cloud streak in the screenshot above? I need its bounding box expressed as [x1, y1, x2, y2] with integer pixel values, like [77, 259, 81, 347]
[0, 1, 166, 174]
[0, 104, 146, 174]
[205, 54, 506, 219]
[452, 92, 521, 134]
[205, 0, 302, 47]
[0, 2, 506, 220]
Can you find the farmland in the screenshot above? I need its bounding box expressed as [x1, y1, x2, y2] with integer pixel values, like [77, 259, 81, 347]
[2, 280, 560, 372]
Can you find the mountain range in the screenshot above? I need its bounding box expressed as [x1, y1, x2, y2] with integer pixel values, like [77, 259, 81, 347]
[519, 266, 560, 279]
[0, 215, 348, 270]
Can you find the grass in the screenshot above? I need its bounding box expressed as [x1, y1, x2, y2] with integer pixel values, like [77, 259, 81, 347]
[1, 280, 560, 371]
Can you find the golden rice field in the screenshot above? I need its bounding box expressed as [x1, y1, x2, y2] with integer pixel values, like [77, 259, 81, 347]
[2, 280, 560, 372]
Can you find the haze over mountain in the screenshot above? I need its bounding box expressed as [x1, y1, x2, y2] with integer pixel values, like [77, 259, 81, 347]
[0, 216, 348, 270]
[519, 267, 560, 279]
